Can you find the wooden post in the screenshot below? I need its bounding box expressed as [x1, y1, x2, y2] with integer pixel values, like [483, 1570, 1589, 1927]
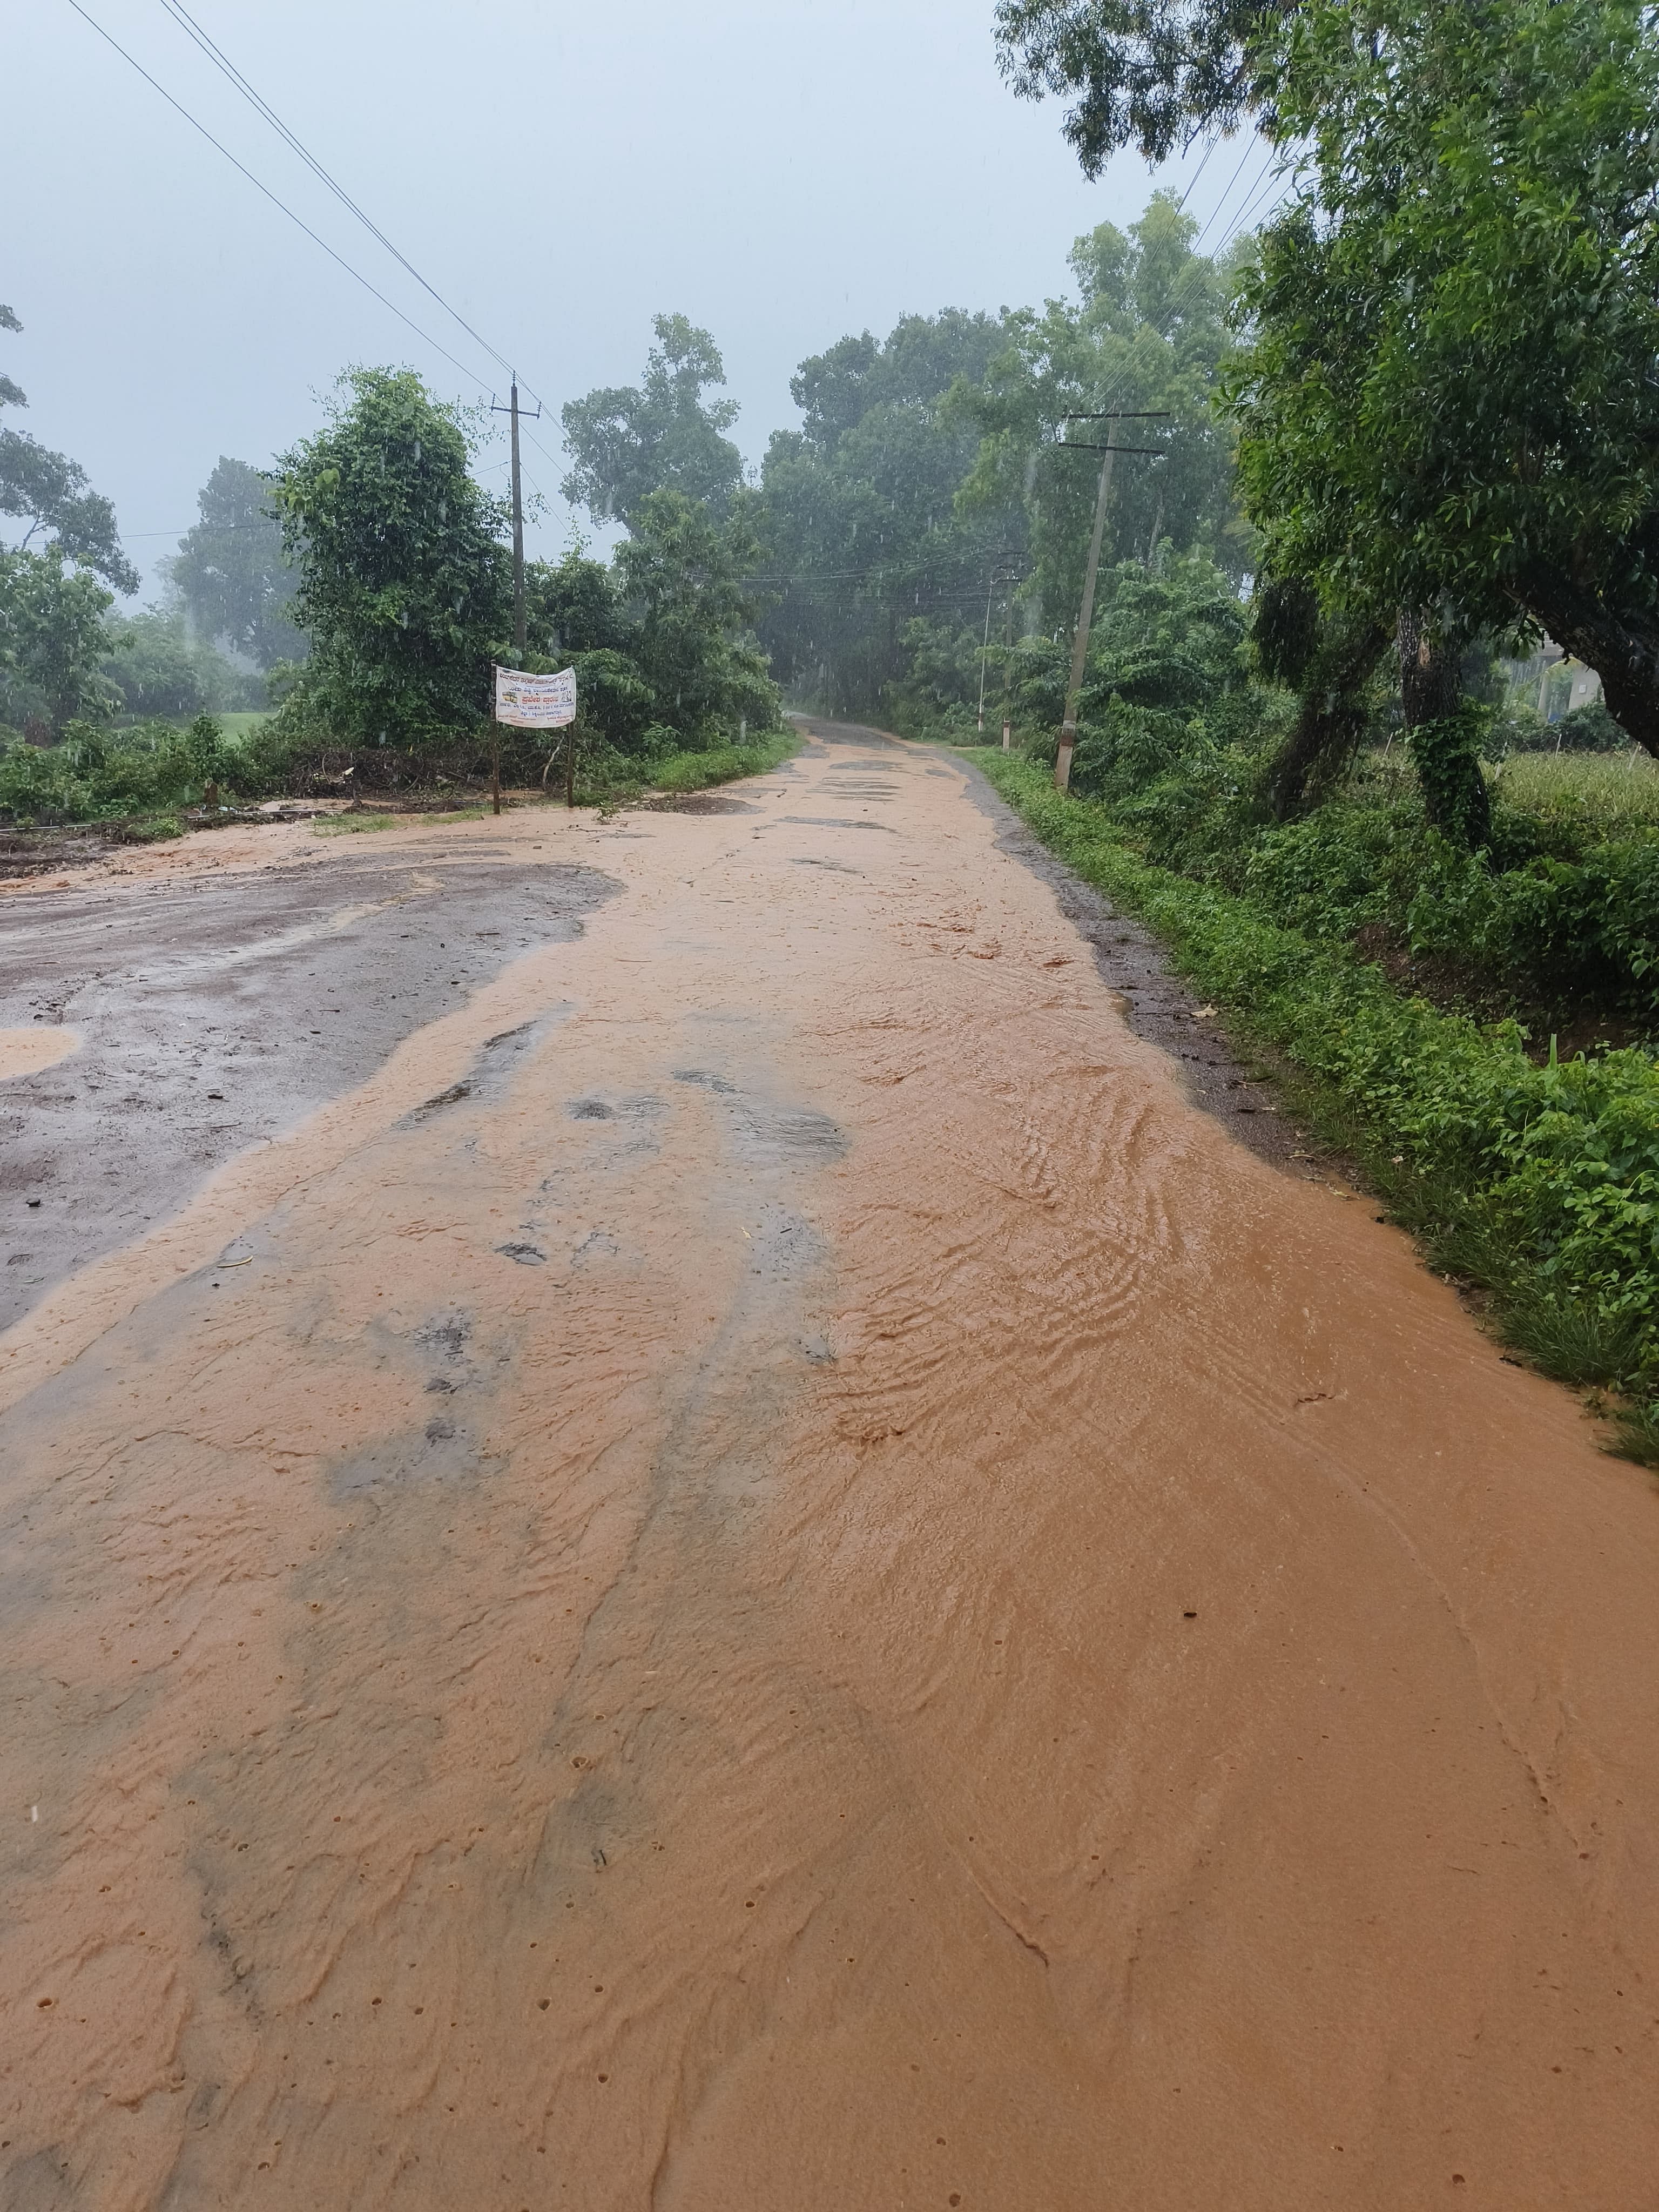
[566, 725, 576, 811]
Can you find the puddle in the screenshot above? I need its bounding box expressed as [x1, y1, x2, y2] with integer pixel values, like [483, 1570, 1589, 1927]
[0, 1027, 80, 1082]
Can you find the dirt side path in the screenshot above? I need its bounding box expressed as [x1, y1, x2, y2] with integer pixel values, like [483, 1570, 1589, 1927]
[1, 728, 1655, 2210]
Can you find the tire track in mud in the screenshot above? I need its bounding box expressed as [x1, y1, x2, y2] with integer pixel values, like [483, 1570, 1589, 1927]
[1, 732, 1657, 2209]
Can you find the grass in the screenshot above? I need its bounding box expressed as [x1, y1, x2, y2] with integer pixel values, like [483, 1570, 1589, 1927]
[1489, 748, 1659, 836]
[644, 732, 799, 794]
[312, 812, 400, 837]
[312, 805, 491, 837]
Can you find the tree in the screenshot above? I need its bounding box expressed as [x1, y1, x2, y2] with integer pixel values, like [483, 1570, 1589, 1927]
[613, 490, 778, 745]
[562, 315, 745, 528]
[100, 605, 256, 719]
[1226, 0, 1659, 758]
[0, 305, 138, 593]
[0, 550, 117, 732]
[170, 457, 304, 667]
[757, 309, 1019, 713]
[994, 1, 1292, 167]
[956, 194, 1249, 631]
[523, 550, 632, 656]
[269, 368, 509, 747]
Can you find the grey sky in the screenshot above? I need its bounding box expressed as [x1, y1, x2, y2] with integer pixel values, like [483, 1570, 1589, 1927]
[6, 0, 1219, 598]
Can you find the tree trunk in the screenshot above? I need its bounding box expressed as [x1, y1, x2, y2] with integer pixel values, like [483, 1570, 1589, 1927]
[1513, 568, 1659, 758]
[1398, 610, 1461, 728]
[1264, 618, 1389, 819]
[1398, 611, 1492, 849]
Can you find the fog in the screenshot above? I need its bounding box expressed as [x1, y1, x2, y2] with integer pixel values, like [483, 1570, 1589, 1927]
[6, 0, 1203, 596]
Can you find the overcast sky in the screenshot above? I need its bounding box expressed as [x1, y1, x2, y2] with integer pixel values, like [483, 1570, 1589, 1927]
[6, 0, 1223, 597]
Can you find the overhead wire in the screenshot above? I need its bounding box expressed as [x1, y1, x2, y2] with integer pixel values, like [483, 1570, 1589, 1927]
[60, 0, 501, 398]
[149, 0, 542, 404]
[1193, 133, 1275, 251]
[1173, 133, 1219, 215]
[80, 0, 1298, 604]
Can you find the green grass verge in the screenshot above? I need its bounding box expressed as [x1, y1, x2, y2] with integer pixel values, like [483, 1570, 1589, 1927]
[312, 806, 491, 837]
[972, 751, 1659, 1466]
[644, 732, 799, 794]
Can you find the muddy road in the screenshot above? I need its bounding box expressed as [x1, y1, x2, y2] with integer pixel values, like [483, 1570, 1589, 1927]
[1, 726, 1655, 2209]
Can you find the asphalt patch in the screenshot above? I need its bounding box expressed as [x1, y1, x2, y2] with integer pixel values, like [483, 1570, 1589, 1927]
[0, 854, 617, 1332]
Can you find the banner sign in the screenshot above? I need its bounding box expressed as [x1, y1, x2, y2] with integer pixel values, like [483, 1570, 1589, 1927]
[495, 665, 576, 729]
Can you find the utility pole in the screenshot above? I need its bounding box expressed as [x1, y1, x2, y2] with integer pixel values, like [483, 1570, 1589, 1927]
[489, 378, 542, 813]
[977, 572, 995, 738]
[1053, 412, 1169, 792]
[1002, 570, 1017, 751]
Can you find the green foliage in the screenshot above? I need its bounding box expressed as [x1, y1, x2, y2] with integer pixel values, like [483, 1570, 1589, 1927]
[1226, 0, 1659, 750]
[1493, 751, 1659, 839]
[100, 605, 259, 719]
[958, 193, 1251, 619]
[979, 751, 1659, 1427]
[1406, 706, 1492, 850]
[0, 304, 138, 593]
[561, 315, 744, 528]
[168, 457, 305, 668]
[270, 367, 509, 749]
[184, 711, 231, 789]
[612, 490, 779, 748]
[1550, 702, 1628, 757]
[758, 308, 1015, 717]
[0, 715, 229, 824]
[0, 550, 117, 731]
[994, 0, 1285, 167]
[642, 730, 798, 793]
[1002, 554, 1272, 820]
[523, 551, 630, 656]
[888, 616, 994, 739]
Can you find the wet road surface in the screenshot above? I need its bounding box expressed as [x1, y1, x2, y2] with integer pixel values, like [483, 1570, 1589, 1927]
[1, 727, 1656, 2210]
[0, 844, 615, 1332]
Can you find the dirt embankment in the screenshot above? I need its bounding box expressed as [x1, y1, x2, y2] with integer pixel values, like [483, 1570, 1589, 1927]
[0, 732, 1655, 2209]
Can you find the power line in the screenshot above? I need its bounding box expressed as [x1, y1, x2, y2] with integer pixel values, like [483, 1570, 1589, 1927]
[62, 0, 499, 396]
[1220, 158, 1296, 248]
[1174, 133, 1219, 216]
[1194, 134, 1271, 251]
[150, 0, 548, 412]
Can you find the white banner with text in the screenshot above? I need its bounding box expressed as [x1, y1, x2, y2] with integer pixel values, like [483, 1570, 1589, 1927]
[494, 665, 577, 729]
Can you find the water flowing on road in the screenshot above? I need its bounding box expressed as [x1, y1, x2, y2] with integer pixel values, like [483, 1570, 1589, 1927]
[2, 727, 1655, 2209]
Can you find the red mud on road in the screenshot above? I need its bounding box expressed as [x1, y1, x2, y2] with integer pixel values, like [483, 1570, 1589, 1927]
[1, 732, 1655, 2209]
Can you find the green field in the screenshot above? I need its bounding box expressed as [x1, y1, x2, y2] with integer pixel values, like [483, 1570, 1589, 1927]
[214, 712, 273, 744]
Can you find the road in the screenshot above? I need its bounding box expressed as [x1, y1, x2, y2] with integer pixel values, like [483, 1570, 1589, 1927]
[1, 724, 1655, 2209]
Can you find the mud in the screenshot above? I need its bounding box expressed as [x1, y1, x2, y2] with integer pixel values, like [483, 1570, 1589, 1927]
[1, 727, 1656, 2209]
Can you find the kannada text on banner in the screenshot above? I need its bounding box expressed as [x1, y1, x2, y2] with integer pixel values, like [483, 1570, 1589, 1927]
[494, 666, 577, 729]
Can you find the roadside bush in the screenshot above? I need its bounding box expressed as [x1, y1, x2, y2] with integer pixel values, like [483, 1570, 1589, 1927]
[0, 718, 217, 822]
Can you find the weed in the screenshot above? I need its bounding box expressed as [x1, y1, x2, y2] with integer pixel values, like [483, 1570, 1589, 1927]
[313, 813, 397, 837]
